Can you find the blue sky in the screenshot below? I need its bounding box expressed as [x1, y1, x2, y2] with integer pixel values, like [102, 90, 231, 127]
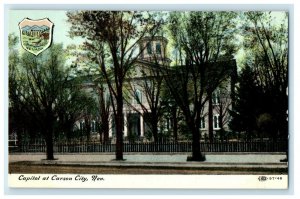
[8, 10, 287, 68]
[9, 10, 287, 47]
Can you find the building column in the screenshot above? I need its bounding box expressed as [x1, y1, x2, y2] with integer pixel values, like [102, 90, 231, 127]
[124, 113, 128, 137]
[109, 117, 113, 138]
[140, 113, 144, 137]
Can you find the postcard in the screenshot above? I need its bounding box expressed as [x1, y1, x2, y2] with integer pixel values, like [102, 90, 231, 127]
[8, 9, 289, 189]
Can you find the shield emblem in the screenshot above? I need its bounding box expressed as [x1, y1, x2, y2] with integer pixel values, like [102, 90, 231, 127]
[18, 18, 54, 56]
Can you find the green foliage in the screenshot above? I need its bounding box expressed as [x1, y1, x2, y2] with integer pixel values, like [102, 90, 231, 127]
[9, 40, 96, 142]
[9, 33, 19, 48]
[229, 65, 263, 139]
[242, 12, 288, 92]
[257, 113, 277, 140]
[166, 12, 237, 117]
[67, 11, 163, 73]
[67, 11, 165, 159]
[233, 12, 288, 140]
[169, 12, 237, 63]
[165, 12, 237, 158]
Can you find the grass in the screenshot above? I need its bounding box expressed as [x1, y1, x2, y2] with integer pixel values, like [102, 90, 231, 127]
[9, 163, 288, 175]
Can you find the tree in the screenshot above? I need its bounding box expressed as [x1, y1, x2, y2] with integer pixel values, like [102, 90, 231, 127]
[165, 12, 237, 161]
[66, 44, 112, 143]
[214, 81, 234, 141]
[160, 85, 182, 142]
[125, 56, 169, 142]
[94, 77, 111, 143]
[9, 34, 29, 143]
[229, 65, 264, 140]
[9, 41, 94, 160]
[67, 11, 163, 160]
[257, 113, 277, 140]
[56, 77, 96, 141]
[242, 12, 288, 139]
[126, 68, 163, 142]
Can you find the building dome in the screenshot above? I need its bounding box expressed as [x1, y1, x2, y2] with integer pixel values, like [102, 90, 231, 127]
[138, 36, 171, 65]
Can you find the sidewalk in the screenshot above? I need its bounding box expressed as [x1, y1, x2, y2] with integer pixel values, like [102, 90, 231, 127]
[9, 153, 288, 170]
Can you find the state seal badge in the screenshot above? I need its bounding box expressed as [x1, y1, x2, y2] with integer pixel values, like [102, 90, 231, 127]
[18, 18, 54, 56]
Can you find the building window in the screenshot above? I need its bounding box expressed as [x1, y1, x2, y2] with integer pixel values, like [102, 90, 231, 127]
[91, 120, 96, 132]
[200, 117, 206, 129]
[133, 89, 142, 104]
[128, 113, 141, 137]
[147, 42, 152, 54]
[164, 118, 170, 132]
[156, 43, 161, 54]
[213, 115, 220, 129]
[212, 90, 220, 105]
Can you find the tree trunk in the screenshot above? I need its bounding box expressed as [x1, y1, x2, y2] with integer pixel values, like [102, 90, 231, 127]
[115, 89, 124, 160]
[208, 93, 214, 142]
[172, 107, 178, 142]
[45, 125, 54, 160]
[103, 118, 109, 143]
[187, 119, 205, 161]
[99, 86, 110, 144]
[151, 117, 158, 142]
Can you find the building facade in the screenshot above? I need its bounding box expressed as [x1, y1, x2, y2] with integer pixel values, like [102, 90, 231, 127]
[78, 36, 237, 142]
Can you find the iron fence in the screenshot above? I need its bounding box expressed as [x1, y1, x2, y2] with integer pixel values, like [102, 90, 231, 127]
[9, 140, 288, 153]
